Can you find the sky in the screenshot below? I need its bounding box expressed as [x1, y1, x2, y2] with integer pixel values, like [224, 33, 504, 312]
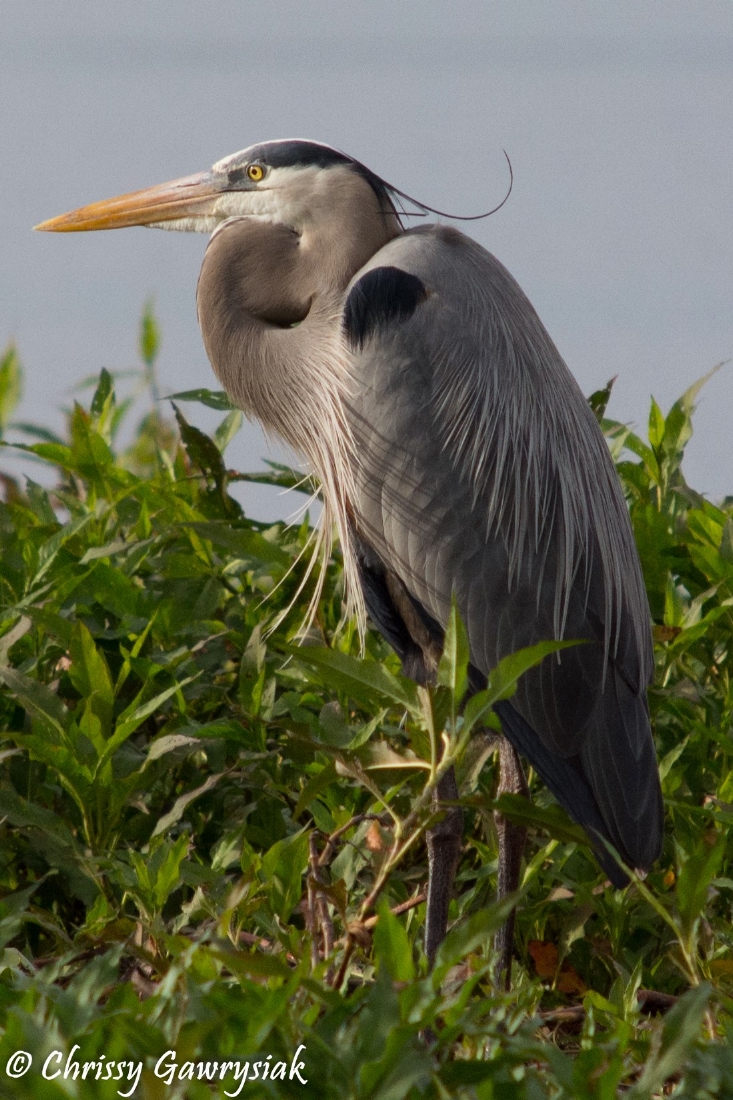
[1, 1, 732, 519]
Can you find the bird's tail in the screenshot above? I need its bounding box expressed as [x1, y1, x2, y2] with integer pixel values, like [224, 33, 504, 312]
[494, 697, 662, 888]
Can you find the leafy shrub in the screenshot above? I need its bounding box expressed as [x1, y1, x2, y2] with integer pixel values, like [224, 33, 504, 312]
[0, 317, 732, 1097]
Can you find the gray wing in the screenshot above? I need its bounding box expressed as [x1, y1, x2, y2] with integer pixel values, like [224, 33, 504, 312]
[342, 225, 663, 874]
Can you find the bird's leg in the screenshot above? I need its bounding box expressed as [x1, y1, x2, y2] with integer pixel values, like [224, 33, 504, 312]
[425, 765, 463, 968]
[380, 570, 464, 968]
[493, 738, 529, 989]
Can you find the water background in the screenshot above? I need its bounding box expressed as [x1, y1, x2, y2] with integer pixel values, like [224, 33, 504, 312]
[2, 2, 732, 518]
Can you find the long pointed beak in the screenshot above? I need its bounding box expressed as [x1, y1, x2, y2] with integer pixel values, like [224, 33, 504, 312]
[34, 171, 223, 232]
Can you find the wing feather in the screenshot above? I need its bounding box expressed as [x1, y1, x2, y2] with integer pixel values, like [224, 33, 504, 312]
[342, 226, 663, 871]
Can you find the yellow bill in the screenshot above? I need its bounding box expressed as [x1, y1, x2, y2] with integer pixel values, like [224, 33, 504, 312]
[34, 171, 221, 232]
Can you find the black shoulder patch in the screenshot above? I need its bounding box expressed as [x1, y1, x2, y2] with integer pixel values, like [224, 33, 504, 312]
[343, 266, 428, 351]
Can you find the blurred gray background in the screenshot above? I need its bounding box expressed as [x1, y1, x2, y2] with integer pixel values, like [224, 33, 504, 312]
[2, 1, 732, 519]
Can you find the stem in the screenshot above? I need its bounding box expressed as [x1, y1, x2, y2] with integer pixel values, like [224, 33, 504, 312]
[362, 891, 427, 931]
[332, 738, 462, 990]
[306, 835, 319, 970]
[318, 814, 384, 868]
[419, 685, 438, 783]
[631, 875, 701, 987]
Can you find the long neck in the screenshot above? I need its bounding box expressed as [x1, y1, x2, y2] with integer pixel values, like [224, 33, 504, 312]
[196, 168, 400, 448]
[196, 167, 400, 632]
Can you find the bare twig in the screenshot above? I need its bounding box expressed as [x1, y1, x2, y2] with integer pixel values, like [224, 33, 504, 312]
[539, 989, 680, 1028]
[306, 833, 320, 970]
[637, 989, 679, 1014]
[308, 831, 336, 966]
[362, 891, 427, 931]
[237, 931, 298, 967]
[316, 892, 335, 957]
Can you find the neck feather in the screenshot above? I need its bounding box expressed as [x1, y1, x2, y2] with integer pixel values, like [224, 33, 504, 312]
[196, 174, 400, 636]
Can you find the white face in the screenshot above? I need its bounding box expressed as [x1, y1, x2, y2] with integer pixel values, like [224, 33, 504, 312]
[154, 141, 350, 235]
[150, 165, 329, 235]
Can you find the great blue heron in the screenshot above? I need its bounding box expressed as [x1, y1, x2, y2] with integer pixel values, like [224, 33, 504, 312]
[37, 139, 663, 977]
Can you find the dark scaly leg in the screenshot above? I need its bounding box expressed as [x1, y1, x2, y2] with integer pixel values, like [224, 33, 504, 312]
[493, 738, 529, 988]
[425, 765, 463, 968]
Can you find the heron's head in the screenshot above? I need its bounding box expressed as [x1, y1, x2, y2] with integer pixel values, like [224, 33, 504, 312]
[35, 139, 400, 237]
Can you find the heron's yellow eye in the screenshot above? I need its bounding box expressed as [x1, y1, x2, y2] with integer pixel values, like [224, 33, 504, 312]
[246, 164, 265, 182]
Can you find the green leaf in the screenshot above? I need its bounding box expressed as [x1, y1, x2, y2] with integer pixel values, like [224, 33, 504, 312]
[209, 945, 291, 981]
[97, 674, 199, 775]
[437, 596, 469, 707]
[0, 785, 76, 848]
[69, 404, 115, 479]
[0, 664, 69, 739]
[145, 732, 202, 765]
[260, 830, 310, 921]
[0, 344, 22, 434]
[8, 420, 64, 444]
[286, 645, 418, 712]
[587, 376, 615, 422]
[90, 367, 113, 418]
[187, 522, 289, 566]
[493, 792, 589, 848]
[658, 736, 689, 784]
[0, 881, 46, 921]
[149, 773, 223, 839]
[354, 741, 429, 772]
[173, 405, 239, 516]
[293, 762, 338, 821]
[0, 615, 32, 664]
[132, 835, 188, 912]
[33, 508, 99, 586]
[676, 834, 726, 938]
[139, 299, 160, 367]
[79, 538, 137, 564]
[25, 479, 57, 525]
[433, 902, 519, 975]
[214, 409, 243, 453]
[629, 983, 711, 1099]
[663, 365, 722, 456]
[68, 621, 114, 738]
[174, 405, 227, 482]
[166, 388, 234, 410]
[462, 639, 580, 735]
[373, 897, 415, 982]
[648, 397, 666, 450]
[230, 459, 316, 495]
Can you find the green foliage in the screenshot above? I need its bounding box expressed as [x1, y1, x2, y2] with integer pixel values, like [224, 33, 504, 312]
[588, 376, 616, 423]
[0, 322, 732, 1096]
[0, 345, 22, 437]
[138, 299, 160, 370]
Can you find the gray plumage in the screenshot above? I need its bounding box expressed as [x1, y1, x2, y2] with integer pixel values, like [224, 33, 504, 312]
[343, 225, 660, 873]
[37, 138, 664, 965]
